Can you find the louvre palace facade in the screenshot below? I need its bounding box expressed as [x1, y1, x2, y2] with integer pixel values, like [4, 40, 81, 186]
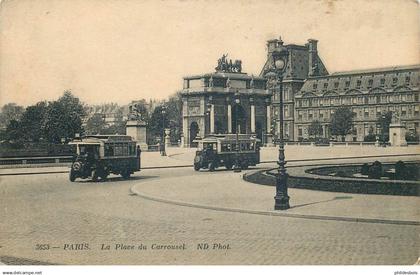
[180, 37, 419, 146]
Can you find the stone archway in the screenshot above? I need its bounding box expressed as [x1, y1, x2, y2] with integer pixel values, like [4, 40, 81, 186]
[232, 104, 246, 134]
[189, 122, 199, 147]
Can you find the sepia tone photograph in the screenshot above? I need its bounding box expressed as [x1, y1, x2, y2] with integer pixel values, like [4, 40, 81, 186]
[0, 0, 419, 272]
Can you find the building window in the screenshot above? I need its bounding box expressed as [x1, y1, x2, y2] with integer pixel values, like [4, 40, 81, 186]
[356, 80, 361, 88]
[401, 106, 407, 117]
[334, 82, 339, 89]
[298, 128, 303, 137]
[345, 81, 350, 88]
[319, 112, 324, 120]
[407, 94, 413, 101]
[313, 83, 317, 90]
[381, 95, 387, 103]
[414, 94, 419, 102]
[364, 97, 369, 104]
[406, 76, 411, 85]
[380, 78, 385, 86]
[308, 113, 313, 120]
[367, 79, 373, 88]
[392, 77, 398, 85]
[323, 83, 328, 89]
[364, 109, 369, 119]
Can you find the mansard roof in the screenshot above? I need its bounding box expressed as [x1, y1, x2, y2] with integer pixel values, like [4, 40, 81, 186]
[330, 64, 420, 76]
[259, 42, 329, 80]
[297, 64, 420, 97]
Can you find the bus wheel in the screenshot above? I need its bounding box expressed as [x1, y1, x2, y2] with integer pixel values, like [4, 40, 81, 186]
[69, 170, 76, 182]
[208, 162, 215, 172]
[224, 161, 233, 170]
[101, 172, 108, 181]
[121, 170, 131, 179]
[194, 163, 200, 171]
[241, 160, 249, 170]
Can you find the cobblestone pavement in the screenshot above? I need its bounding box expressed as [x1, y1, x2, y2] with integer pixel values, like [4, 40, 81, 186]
[0, 166, 419, 265]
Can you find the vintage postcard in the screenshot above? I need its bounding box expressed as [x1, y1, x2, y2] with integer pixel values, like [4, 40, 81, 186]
[0, 0, 419, 273]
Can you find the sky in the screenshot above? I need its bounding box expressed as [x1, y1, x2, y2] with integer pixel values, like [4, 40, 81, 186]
[0, 0, 419, 106]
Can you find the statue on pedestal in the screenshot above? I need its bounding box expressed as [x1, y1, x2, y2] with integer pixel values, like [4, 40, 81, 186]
[209, 76, 214, 88]
[126, 103, 148, 150]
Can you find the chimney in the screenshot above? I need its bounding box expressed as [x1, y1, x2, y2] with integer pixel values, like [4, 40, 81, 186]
[307, 39, 318, 77]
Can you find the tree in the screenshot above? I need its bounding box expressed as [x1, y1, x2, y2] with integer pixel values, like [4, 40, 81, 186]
[5, 119, 23, 146]
[165, 92, 183, 143]
[19, 101, 48, 142]
[85, 113, 107, 134]
[148, 105, 170, 144]
[308, 120, 323, 140]
[147, 93, 182, 144]
[43, 91, 85, 143]
[405, 131, 419, 142]
[330, 106, 355, 141]
[0, 103, 24, 129]
[377, 111, 392, 143]
[364, 126, 376, 142]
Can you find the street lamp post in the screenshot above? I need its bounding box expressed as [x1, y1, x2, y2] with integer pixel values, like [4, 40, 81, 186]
[266, 41, 290, 210]
[233, 92, 241, 173]
[381, 114, 386, 146]
[161, 106, 167, 156]
[206, 103, 212, 135]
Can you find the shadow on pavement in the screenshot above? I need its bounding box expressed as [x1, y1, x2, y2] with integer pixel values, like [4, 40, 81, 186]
[291, 196, 353, 209]
[71, 175, 159, 184]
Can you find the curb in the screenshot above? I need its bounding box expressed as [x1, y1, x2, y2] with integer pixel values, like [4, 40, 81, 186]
[260, 153, 420, 164]
[1, 153, 418, 176]
[0, 171, 68, 176]
[0, 165, 193, 176]
[130, 184, 420, 226]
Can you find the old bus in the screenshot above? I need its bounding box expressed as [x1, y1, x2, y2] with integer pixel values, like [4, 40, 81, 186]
[68, 135, 141, 182]
[193, 134, 260, 171]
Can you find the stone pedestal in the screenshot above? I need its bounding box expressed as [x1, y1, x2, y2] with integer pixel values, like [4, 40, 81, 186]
[126, 120, 148, 150]
[389, 123, 407, 146]
[265, 134, 275, 147]
[164, 128, 171, 147]
[180, 133, 185, 148]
